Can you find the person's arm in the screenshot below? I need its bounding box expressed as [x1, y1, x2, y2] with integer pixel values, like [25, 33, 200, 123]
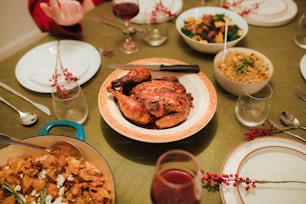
[28, 0, 104, 38]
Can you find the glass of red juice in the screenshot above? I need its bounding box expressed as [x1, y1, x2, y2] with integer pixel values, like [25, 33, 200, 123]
[150, 149, 202, 204]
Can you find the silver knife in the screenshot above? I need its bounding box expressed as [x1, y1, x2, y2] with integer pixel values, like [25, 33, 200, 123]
[0, 82, 51, 116]
[108, 64, 200, 73]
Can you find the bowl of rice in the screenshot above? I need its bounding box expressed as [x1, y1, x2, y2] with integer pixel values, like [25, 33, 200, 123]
[213, 47, 274, 96]
[176, 7, 248, 54]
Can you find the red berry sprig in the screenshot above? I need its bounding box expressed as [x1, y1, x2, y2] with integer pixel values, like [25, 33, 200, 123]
[50, 67, 79, 99]
[243, 123, 275, 141]
[200, 169, 256, 192]
[152, 0, 176, 20]
[222, 0, 260, 16]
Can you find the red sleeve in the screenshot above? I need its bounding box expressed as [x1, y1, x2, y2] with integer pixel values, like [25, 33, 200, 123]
[28, 0, 105, 38]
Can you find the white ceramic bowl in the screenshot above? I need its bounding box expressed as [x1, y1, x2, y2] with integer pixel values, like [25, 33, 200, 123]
[213, 47, 274, 96]
[176, 7, 248, 54]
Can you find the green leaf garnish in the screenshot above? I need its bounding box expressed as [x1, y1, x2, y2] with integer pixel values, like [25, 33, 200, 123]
[236, 58, 254, 73]
[40, 187, 47, 204]
[1, 181, 25, 204]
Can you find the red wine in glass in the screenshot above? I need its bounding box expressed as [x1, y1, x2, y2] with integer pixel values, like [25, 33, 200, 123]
[151, 169, 201, 204]
[150, 150, 202, 204]
[112, 0, 140, 54]
[112, 2, 139, 21]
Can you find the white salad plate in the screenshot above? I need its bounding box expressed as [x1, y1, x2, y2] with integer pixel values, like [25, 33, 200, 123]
[300, 54, 306, 81]
[132, 0, 183, 24]
[98, 58, 217, 143]
[226, 0, 298, 27]
[15, 40, 101, 93]
[220, 137, 306, 204]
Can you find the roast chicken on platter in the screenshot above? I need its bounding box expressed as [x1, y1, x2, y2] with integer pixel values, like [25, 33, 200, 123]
[107, 66, 194, 129]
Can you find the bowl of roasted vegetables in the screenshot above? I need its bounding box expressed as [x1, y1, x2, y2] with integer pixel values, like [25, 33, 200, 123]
[176, 7, 248, 54]
[213, 47, 274, 96]
[0, 135, 115, 204]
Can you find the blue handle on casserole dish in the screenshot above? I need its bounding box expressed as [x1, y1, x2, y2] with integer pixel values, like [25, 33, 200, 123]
[37, 120, 85, 141]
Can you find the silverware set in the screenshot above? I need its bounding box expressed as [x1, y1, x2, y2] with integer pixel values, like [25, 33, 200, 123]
[90, 13, 143, 34]
[0, 82, 51, 126]
[268, 111, 306, 143]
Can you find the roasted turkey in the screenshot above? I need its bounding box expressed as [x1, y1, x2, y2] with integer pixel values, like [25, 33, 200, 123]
[107, 66, 193, 129]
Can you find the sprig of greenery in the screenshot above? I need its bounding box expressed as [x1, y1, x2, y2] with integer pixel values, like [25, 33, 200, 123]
[236, 58, 254, 73]
[40, 187, 47, 204]
[1, 181, 25, 204]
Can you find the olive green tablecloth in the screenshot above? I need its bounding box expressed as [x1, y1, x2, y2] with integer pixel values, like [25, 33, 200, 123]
[0, 1, 305, 203]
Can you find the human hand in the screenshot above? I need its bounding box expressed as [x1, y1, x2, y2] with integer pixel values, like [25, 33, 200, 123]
[40, 0, 84, 26]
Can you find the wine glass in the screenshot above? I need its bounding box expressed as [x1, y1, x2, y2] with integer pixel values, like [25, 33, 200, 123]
[112, 0, 140, 54]
[293, 13, 306, 49]
[150, 150, 202, 204]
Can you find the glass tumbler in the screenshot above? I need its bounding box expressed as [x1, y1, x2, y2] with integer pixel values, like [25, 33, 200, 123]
[293, 12, 306, 49]
[143, 8, 169, 46]
[150, 149, 202, 204]
[235, 82, 273, 127]
[52, 81, 88, 124]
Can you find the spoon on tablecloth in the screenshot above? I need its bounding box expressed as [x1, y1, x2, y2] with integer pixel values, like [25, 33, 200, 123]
[0, 133, 82, 158]
[280, 111, 306, 130]
[0, 96, 38, 126]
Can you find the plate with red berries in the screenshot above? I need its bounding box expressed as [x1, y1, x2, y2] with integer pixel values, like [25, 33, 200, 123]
[220, 137, 306, 204]
[15, 40, 101, 93]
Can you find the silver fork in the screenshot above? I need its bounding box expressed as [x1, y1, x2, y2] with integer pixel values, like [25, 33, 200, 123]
[296, 86, 306, 102]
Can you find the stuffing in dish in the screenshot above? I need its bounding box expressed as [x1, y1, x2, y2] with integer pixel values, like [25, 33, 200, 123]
[217, 51, 270, 83]
[0, 153, 112, 204]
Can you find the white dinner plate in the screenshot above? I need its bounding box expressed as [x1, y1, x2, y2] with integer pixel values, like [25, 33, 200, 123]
[225, 0, 298, 27]
[220, 137, 306, 204]
[15, 40, 101, 93]
[300, 54, 306, 80]
[131, 0, 183, 24]
[98, 58, 217, 143]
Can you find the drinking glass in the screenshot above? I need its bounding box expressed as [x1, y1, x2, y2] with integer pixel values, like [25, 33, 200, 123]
[235, 82, 273, 127]
[52, 81, 88, 124]
[150, 149, 202, 204]
[293, 13, 306, 49]
[143, 8, 169, 46]
[112, 0, 140, 54]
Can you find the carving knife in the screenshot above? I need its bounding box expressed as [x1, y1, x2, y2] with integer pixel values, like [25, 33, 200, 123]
[107, 64, 200, 73]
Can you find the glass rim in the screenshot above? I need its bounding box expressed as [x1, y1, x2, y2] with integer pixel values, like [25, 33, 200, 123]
[242, 82, 273, 100]
[155, 149, 200, 188]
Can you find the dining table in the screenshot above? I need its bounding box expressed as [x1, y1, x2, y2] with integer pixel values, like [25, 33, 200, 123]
[0, 0, 305, 203]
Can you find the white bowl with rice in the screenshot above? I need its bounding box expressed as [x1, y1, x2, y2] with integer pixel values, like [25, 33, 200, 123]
[213, 47, 274, 96]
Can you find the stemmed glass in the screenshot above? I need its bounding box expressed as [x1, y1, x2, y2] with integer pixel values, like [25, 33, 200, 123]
[150, 150, 202, 204]
[293, 13, 306, 49]
[112, 0, 140, 54]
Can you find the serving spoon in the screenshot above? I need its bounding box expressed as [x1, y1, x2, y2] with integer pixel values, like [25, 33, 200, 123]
[0, 96, 38, 126]
[221, 17, 229, 61]
[280, 111, 306, 130]
[0, 133, 82, 158]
